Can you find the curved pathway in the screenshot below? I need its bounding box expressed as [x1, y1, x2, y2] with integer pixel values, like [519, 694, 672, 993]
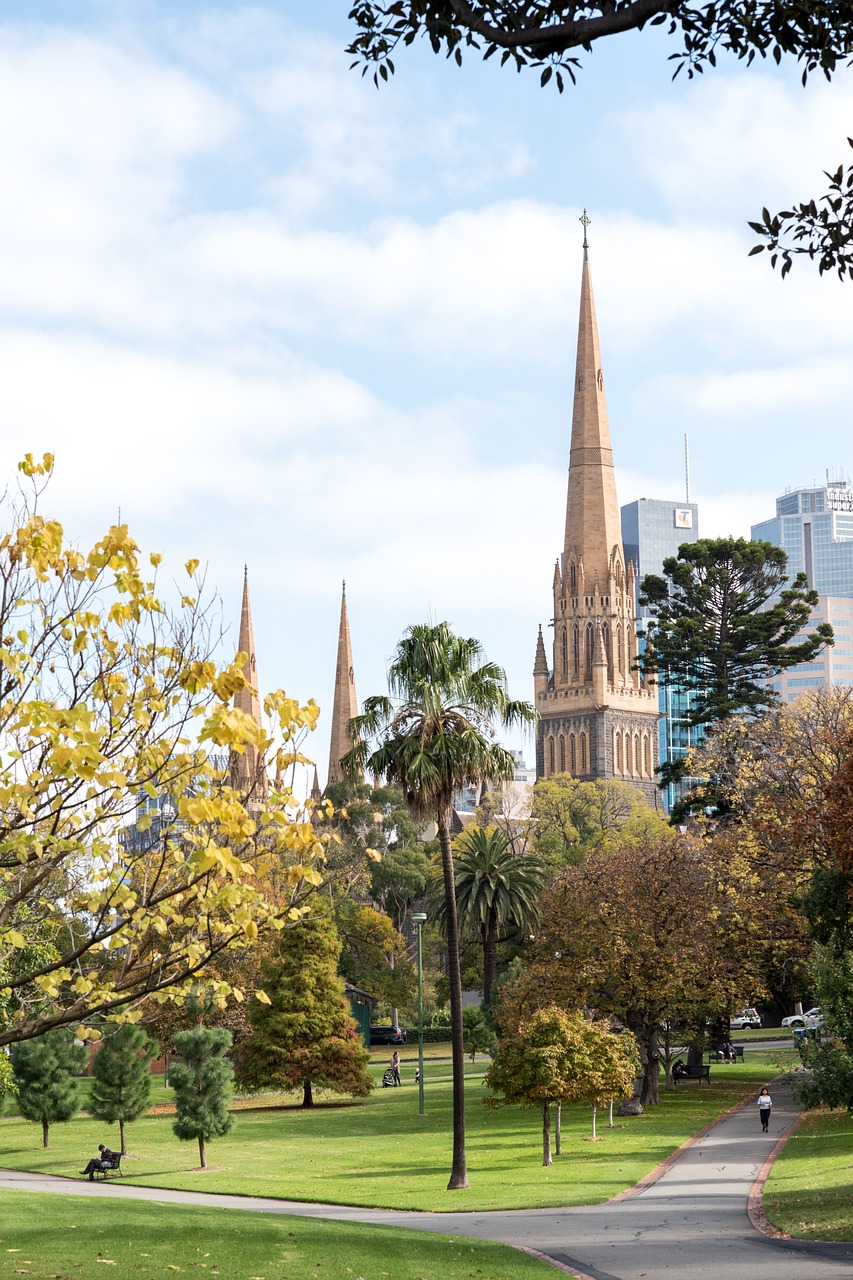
[2, 1079, 850, 1280]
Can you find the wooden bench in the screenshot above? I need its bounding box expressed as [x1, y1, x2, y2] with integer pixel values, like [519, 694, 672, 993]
[93, 1154, 122, 1179]
[708, 1046, 744, 1063]
[674, 1064, 711, 1084]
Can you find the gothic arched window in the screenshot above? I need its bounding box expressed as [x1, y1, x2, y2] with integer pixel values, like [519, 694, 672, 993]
[569, 562, 577, 595]
[581, 732, 588, 773]
[585, 624, 594, 680]
[561, 628, 568, 681]
[644, 734, 652, 777]
[559, 735, 566, 773]
[616, 732, 623, 773]
[570, 734, 576, 773]
[572, 626, 580, 678]
[548, 737, 555, 776]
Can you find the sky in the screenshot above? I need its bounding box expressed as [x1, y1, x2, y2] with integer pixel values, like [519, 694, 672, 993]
[1, 2, 851, 778]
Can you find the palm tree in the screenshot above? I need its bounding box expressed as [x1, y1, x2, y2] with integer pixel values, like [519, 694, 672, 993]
[342, 621, 535, 1191]
[434, 826, 547, 1003]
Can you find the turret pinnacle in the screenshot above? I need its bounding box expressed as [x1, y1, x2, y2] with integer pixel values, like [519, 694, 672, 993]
[327, 581, 361, 788]
[231, 568, 266, 801]
[533, 624, 549, 676]
[563, 225, 624, 588]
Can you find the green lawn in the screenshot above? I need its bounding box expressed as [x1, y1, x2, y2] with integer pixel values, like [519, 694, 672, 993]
[0, 1190, 560, 1280]
[0, 1052, 792, 1213]
[763, 1108, 853, 1241]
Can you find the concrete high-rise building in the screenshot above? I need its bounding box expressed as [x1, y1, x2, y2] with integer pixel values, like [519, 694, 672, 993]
[751, 473, 853, 597]
[327, 581, 361, 788]
[620, 498, 701, 811]
[534, 228, 659, 802]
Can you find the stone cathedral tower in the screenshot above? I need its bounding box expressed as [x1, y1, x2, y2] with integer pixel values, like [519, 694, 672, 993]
[534, 224, 659, 802]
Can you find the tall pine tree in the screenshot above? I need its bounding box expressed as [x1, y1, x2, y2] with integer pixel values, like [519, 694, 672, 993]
[235, 913, 372, 1107]
[89, 1024, 156, 1155]
[639, 537, 833, 726]
[169, 1027, 234, 1170]
[11, 1028, 86, 1147]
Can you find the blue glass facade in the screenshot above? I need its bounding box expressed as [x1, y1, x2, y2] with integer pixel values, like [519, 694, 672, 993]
[620, 499, 701, 812]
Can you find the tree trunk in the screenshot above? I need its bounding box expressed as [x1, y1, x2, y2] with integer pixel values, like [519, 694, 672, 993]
[482, 908, 498, 1004]
[555, 1103, 562, 1156]
[42, 1119, 49, 1149]
[119, 1118, 127, 1156]
[438, 813, 470, 1190]
[198, 1135, 206, 1169]
[302, 1079, 314, 1108]
[542, 1101, 552, 1166]
[638, 1030, 660, 1106]
[608, 1097, 614, 1127]
[591, 1105, 597, 1140]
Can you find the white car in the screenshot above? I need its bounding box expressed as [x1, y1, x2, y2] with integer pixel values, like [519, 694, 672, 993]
[729, 1008, 762, 1030]
[781, 1006, 823, 1029]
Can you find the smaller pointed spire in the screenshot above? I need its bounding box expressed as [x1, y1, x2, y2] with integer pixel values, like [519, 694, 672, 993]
[311, 766, 322, 804]
[534, 624, 549, 675]
[327, 581, 361, 788]
[231, 569, 267, 802]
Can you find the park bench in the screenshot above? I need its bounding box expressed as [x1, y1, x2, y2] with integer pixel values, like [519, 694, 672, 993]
[674, 1064, 711, 1085]
[708, 1046, 744, 1063]
[93, 1153, 122, 1179]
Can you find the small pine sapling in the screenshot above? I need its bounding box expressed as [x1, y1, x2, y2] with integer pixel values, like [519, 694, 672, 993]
[169, 1027, 234, 1169]
[11, 1028, 87, 1147]
[89, 1023, 157, 1154]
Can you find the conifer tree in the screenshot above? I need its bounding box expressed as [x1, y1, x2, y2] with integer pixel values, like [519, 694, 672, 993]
[235, 912, 372, 1108]
[89, 1024, 157, 1155]
[11, 1028, 86, 1147]
[169, 1027, 234, 1170]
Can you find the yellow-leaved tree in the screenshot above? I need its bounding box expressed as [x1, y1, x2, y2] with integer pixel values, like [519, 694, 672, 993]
[0, 456, 328, 1047]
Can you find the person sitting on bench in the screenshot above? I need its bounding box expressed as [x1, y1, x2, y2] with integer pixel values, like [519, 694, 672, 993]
[80, 1144, 117, 1180]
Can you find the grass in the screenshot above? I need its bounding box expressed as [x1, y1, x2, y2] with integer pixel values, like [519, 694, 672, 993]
[763, 1108, 853, 1241]
[0, 1052, 792, 1213]
[0, 1190, 560, 1280]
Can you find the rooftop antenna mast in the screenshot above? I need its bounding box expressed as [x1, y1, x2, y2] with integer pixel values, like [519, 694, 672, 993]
[684, 433, 690, 505]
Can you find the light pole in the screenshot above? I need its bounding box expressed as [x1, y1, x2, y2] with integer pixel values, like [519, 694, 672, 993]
[412, 911, 427, 1116]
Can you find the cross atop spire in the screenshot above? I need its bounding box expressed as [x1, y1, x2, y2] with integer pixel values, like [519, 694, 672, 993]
[580, 208, 591, 261]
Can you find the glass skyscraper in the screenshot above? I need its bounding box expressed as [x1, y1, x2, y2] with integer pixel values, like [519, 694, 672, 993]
[620, 498, 701, 812]
[751, 476, 853, 598]
[752, 476, 853, 701]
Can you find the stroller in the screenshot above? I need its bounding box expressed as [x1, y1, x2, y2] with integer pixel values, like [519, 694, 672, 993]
[382, 1067, 396, 1088]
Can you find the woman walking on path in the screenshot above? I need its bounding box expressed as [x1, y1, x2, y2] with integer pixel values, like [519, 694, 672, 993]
[390, 1051, 401, 1086]
[757, 1086, 772, 1132]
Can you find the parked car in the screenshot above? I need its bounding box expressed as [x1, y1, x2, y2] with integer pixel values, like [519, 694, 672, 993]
[369, 1025, 407, 1046]
[781, 1007, 823, 1029]
[729, 1008, 763, 1031]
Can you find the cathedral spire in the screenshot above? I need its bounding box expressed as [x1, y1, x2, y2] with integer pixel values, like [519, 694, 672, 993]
[327, 581, 361, 788]
[231, 567, 266, 800]
[563, 223, 623, 589]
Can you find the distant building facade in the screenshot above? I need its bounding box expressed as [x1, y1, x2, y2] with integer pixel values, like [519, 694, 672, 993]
[751, 474, 853, 597]
[621, 498, 702, 812]
[766, 596, 853, 702]
[752, 475, 853, 701]
[534, 233, 659, 803]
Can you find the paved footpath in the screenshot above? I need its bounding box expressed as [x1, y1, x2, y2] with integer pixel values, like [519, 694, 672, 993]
[2, 1079, 851, 1280]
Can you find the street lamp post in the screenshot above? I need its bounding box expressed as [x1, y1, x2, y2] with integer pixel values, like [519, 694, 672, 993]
[411, 911, 427, 1116]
